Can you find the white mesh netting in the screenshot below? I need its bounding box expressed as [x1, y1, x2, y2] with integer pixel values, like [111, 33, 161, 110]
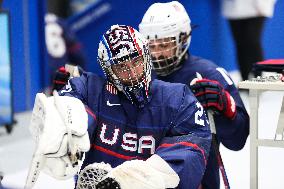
[76, 162, 112, 189]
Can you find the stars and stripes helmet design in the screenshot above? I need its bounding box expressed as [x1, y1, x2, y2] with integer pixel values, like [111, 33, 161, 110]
[98, 25, 152, 107]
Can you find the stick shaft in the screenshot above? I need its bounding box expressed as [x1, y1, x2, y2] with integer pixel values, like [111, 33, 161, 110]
[208, 111, 230, 189]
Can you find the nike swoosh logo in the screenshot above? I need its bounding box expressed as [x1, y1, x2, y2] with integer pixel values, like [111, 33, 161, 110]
[106, 100, 121, 106]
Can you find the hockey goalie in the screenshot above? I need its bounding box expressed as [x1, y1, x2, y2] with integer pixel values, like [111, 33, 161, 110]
[25, 24, 211, 189]
[25, 92, 180, 189]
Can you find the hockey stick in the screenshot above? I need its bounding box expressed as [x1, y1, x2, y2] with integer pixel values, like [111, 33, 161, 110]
[24, 94, 47, 189]
[191, 73, 230, 188]
[24, 143, 46, 189]
[207, 110, 230, 189]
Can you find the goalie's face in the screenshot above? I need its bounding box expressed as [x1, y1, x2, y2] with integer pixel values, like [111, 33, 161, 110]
[111, 56, 145, 86]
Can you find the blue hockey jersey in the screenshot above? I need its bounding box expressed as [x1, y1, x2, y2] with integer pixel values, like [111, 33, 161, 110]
[45, 14, 85, 83]
[153, 54, 250, 189]
[60, 72, 211, 189]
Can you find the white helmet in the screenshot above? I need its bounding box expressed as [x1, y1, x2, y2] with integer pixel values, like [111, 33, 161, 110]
[139, 1, 191, 76]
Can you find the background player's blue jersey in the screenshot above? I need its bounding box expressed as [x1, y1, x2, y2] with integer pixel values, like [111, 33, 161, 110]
[45, 14, 85, 83]
[60, 72, 211, 189]
[153, 54, 250, 189]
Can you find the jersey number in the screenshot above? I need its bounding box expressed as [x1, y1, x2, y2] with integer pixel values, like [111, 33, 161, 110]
[195, 102, 205, 126]
[45, 22, 66, 58]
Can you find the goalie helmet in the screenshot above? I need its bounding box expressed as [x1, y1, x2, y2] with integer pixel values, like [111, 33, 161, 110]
[139, 1, 191, 76]
[98, 25, 152, 108]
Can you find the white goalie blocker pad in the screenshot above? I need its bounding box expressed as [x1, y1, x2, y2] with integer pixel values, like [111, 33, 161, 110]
[25, 93, 90, 188]
[108, 154, 180, 189]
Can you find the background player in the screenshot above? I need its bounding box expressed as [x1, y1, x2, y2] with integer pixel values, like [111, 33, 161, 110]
[139, 2, 249, 188]
[45, 13, 85, 92]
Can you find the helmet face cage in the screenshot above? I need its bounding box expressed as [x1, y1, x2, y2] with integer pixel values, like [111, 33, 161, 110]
[98, 25, 152, 107]
[139, 1, 192, 76]
[111, 56, 145, 87]
[149, 32, 190, 76]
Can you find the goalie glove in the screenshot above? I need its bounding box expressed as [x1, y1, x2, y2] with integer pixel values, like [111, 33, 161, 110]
[96, 155, 180, 189]
[25, 93, 90, 188]
[190, 79, 236, 119]
[76, 162, 113, 189]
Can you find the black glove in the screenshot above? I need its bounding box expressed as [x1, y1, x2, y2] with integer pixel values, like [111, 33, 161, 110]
[96, 177, 121, 189]
[52, 66, 70, 92]
[190, 79, 236, 119]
